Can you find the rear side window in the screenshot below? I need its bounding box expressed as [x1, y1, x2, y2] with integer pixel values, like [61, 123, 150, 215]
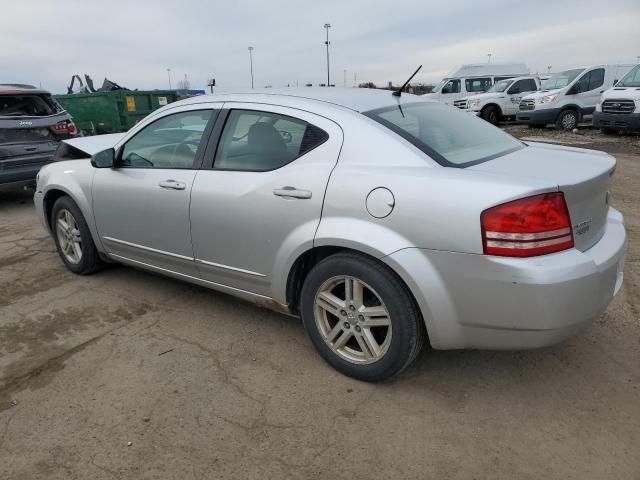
[0, 94, 61, 117]
[364, 102, 523, 167]
[213, 110, 328, 171]
[465, 78, 492, 92]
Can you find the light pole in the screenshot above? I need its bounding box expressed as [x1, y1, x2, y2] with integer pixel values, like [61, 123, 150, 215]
[167, 68, 172, 89]
[248, 46, 254, 89]
[324, 23, 331, 86]
[487, 53, 492, 64]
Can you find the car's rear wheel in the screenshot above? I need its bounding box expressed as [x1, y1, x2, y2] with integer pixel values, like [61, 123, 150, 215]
[51, 196, 102, 275]
[556, 109, 579, 130]
[300, 252, 425, 382]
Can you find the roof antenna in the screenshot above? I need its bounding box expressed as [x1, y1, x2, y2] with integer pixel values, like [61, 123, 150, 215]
[393, 65, 422, 97]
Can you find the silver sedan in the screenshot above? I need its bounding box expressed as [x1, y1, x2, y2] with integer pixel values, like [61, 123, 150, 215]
[34, 89, 626, 381]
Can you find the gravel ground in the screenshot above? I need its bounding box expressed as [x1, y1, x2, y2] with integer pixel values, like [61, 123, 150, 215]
[0, 136, 638, 479]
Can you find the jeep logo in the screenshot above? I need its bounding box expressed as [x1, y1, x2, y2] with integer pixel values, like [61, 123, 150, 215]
[18, 120, 33, 126]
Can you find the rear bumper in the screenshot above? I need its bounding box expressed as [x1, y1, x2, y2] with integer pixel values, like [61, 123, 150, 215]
[593, 112, 640, 131]
[0, 155, 54, 186]
[383, 208, 626, 350]
[516, 107, 559, 125]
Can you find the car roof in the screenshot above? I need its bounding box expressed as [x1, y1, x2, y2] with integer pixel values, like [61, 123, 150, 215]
[0, 84, 52, 95]
[169, 87, 433, 113]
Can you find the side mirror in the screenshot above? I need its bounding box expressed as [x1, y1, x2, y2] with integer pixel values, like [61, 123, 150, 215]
[508, 87, 520, 95]
[91, 148, 115, 168]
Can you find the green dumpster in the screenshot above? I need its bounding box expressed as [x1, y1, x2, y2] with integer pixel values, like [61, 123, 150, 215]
[54, 90, 178, 134]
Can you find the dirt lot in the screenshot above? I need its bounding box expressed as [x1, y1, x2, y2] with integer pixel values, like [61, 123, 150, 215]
[1, 131, 639, 479]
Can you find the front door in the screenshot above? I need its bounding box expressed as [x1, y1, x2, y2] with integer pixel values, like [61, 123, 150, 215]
[573, 68, 605, 115]
[93, 107, 216, 275]
[190, 105, 343, 298]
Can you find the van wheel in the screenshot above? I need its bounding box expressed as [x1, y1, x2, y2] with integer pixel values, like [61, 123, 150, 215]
[601, 128, 618, 135]
[556, 109, 578, 130]
[481, 105, 500, 125]
[51, 196, 103, 275]
[300, 252, 425, 382]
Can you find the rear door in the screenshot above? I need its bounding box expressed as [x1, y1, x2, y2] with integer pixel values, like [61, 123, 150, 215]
[190, 104, 343, 297]
[93, 105, 218, 275]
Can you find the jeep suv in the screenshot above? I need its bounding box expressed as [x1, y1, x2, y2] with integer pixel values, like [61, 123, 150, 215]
[0, 84, 78, 190]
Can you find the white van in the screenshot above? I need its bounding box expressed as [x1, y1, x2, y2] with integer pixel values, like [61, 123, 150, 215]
[453, 75, 541, 124]
[516, 64, 635, 130]
[425, 63, 529, 105]
[593, 64, 640, 134]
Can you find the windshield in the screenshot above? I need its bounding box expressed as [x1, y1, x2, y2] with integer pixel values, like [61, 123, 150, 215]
[431, 79, 447, 94]
[616, 65, 640, 87]
[487, 79, 512, 93]
[542, 68, 584, 90]
[364, 102, 523, 167]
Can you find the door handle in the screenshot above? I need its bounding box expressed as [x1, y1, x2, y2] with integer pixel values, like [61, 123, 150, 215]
[273, 186, 312, 199]
[158, 180, 186, 190]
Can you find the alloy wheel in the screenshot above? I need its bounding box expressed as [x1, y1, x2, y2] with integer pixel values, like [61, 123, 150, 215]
[55, 208, 83, 264]
[314, 275, 392, 364]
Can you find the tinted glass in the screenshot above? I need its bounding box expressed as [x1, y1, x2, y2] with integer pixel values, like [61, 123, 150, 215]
[465, 78, 492, 92]
[214, 110, 328, 171]
[588, 68, 605, 91]
[365, 102, 523, 167]
[441, 79, 460, 94]
[121, 110, 212, 169]
[488, 79, 511, 93]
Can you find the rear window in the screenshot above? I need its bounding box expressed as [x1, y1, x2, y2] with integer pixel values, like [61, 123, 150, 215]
[0, 94, 61, 117]
[364, 102, 524, 167]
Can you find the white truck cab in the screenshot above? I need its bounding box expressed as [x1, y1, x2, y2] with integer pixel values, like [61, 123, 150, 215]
[593, 64, 640, 134]
[425, 63, 529, 105]
[516, 64, 635, 130]
[453, 76, 540, 124]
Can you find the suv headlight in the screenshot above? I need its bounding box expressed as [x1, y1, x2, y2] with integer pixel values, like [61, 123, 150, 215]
[536, 94, 558, 105]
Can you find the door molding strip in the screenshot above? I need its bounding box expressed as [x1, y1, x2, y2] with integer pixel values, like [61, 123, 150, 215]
[102, 236, 194, 261]
[195, 259, 266, 277]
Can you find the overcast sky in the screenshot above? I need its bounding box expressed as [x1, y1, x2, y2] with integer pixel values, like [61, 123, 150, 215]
[3, 0, 639, 93]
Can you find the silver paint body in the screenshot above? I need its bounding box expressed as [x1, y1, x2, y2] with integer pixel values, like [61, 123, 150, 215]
[34, 88, 626, 349]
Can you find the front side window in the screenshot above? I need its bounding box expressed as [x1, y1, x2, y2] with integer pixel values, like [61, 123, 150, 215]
[465, 77, 492, 93]
[588, 68, 605, 91]
[120, 110, 212, 169]
[509, 79, 537, 94]
[364, 102, 523, 167]
[214, 110, 328, 171]
[441, 79, 460, 94]
[488, 79, 512, 93]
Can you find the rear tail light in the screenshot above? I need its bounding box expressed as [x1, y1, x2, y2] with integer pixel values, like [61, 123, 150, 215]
[481, 192, 574, 257]
[50, 120, 78, 136]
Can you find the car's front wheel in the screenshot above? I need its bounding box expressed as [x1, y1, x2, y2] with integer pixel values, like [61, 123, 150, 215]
[51, 196, 102, 275]
[300, 252, 425, 382]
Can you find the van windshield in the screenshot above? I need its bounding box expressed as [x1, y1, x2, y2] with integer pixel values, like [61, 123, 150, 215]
[542, 68, 584, 90]
[616, 65, 640, 87]
[431, 79, 447, 94]
[364, 102, 524, 167]
[487, 79, 512, 93]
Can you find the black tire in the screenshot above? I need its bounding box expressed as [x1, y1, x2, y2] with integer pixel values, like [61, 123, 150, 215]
[601, 128, 618, 135]
[556, 109, 579, 130]
[300, 252, 425, 382]
[481, 105, 500, 125]
[51, 196, 103, 275]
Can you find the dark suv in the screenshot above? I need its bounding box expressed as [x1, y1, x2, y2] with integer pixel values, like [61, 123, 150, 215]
[0, 84, 79, 190]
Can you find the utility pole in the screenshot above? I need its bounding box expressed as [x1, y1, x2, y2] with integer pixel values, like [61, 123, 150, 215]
[547, 65, 552, 74]
[324, 24, 331, 86]
[167, 68, 172, 89]
[487, 53, 492, 64]
[354, 72, 357, 87]
[343, 69, 347, 87]
[248, 46, 254, 89]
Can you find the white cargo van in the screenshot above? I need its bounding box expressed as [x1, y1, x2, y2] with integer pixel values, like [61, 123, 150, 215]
[425, 63, 529, 105]
[453, 75, 540, 124]
[516, 64, 635, 130]
[593, 64, 640, 134]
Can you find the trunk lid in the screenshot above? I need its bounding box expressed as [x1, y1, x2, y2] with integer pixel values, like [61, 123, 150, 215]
[469, 142, 615, 252]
